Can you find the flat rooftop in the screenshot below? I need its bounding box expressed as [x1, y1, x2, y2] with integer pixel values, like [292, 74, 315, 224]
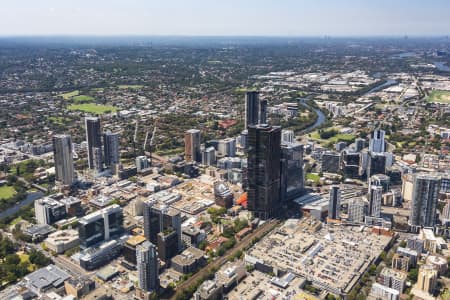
[245, 218, 392, 295]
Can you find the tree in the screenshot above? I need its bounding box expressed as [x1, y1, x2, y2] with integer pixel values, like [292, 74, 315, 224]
[408, 268, 418, 282]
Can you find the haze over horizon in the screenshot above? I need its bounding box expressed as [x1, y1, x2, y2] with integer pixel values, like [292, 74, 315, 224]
[1, 0, 450, 37]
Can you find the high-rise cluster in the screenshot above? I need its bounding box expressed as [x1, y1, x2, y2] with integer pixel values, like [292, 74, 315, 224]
[245, 91, 304, 219]
[85, 117, 120, 173]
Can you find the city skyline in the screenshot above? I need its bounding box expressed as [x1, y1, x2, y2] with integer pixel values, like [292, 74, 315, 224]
[1, 0, 450, 37]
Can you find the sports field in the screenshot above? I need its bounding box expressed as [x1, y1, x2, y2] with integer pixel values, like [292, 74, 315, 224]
[68, 103, 117, 114]
[427, 90, 450, 104]
[0, 185, 16, 199]
[72, 95, 95, 103]
[118, 85, 144, 90]
[60, 90, 80, 100]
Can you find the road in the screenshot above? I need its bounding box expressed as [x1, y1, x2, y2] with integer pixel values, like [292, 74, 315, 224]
[170, 219, 280, 300]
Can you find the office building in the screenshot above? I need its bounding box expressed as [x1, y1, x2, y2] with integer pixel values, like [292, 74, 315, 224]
[281, 130, 295, 144]
[409, 174, 441, 228]
[23, 265, 70, 296]
[397, 247, 418, 267]
[185, 129, 201, 163]
[379, 267, 407, 293]
[416, 264, 438, 294]
[369, 129, 386, 153]
[103, 131, 120, 168]
[217, 138, 236, 157]
[136, 241, 159, 292]
[369, 185, 383, 218]
[214, 181, 234, 208]
[136, 156, 150, 172]
[171, 247, 206, 274]
[391, 254, 410, 272]
[85, 117, 102, 170]
[193, 280, 223, 300]
[143, 203, 182, 251]
[202, 146, 216, 166]
[157, 230, 178, 262]
[442, 200, 450, 224]
[370, 174, 391, 193]
[407, 236, 424, 255]
[328, 186, 341, 220]
[78, 237, 127, 270]
[64, 277, 96, 299]
[348, 198, 365, 223]
[341, 151, 360, 179]
[335, 141, 347, 152]
[280, 143, 304, 202]
[259, 99, 268, 124]
[35, 198, 67, 225]
[247, 124, 281, 219]
[78, 204, 123, 248]
[245, 91, 260, 128]
[92, 147, 103, 173]
[44, 229, 79, 254]
[239, 130, 248, 150]
[367, 152, 387, 177]
[354, 138, 365, 152]
[123, 235, 147, 267]
[321, 151, 341, 174]
[370, 283, 399, 300]
[53, 134, 75, 186]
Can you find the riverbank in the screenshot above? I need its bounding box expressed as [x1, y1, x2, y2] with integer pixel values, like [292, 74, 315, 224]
[0, 192, 43, 221]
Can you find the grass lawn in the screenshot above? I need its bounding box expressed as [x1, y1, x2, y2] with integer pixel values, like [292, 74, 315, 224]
[59, 90, 79, 100]
[17, 252, 35, 272]
[118, 85, 144, 90]
[48, 116, 69, 124]
[306, 173, 321, 183]
[0, 185, 16, 199]
[427, 90, 450, 104]
[68, 103, 118, 114]
[309, 130, 355, 145]
[72, 95, 95, 103]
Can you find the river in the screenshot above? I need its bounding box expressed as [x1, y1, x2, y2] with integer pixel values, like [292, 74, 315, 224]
[434, 61, 450, 72]
[365, 79, 397, 95]
[299, 100, 326, 133]
[0, 191, 44, 220]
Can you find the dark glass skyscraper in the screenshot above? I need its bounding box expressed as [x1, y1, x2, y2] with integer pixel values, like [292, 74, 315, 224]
[247, 124, 281, 219]
[328, 185, 341, 220]
[85, 117, 102, 170]
[143, 203, 182, 251]
[53, 134, 75, 185]
[409, 174, 441, 228]
[280, 143, 304, 202]
[103, 131, 120, 168]
[245, 91, 260, 128]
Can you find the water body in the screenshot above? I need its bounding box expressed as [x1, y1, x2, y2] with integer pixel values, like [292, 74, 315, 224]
[365, 79, 397, 95]
[434, 61, 450, 72]
[0, 192, 44, 220]
[299, 101, 326, 132]
[390, 52, 417, 59]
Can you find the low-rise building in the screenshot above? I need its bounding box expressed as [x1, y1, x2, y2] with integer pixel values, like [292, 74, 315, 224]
[379, 267, 407, 293]
[45, 229, 79, 254]
[23, 265, 70, 296]
[171, 247, 205, 274]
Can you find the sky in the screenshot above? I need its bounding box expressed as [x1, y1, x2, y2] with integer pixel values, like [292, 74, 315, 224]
[0, 0, 449, 37]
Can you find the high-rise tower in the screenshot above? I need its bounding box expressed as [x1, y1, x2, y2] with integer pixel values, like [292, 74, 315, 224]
[103, 131, 120, 168]
[85, 117, 102, 170]
[184, 129, 201, 163]
[136, 241, 159, 292]
[247, 124, 281, 219]
[53, 134, 75, 186]
[328, 185, 341, 220]
[409, 174, 441, 228]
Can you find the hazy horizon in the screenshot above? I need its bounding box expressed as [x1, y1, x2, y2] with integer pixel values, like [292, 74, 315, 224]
[1, 0, 449, 37]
